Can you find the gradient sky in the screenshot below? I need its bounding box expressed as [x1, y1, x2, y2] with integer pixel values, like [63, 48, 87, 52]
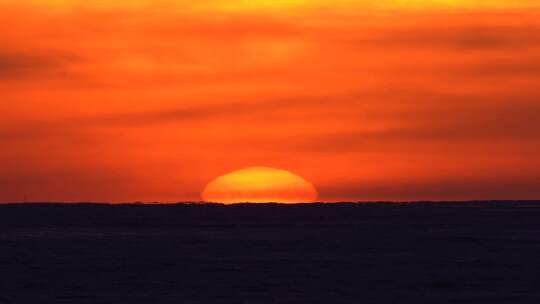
[1, 0, 540, 202]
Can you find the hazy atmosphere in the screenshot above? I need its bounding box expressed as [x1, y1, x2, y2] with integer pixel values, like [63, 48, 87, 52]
[2, 0, 540, 202]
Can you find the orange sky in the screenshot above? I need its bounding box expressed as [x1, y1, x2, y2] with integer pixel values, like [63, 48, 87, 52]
[1, 0, 540, 202]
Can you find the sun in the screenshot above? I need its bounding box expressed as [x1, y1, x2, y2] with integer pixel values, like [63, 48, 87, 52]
[202, 166, 318, 204]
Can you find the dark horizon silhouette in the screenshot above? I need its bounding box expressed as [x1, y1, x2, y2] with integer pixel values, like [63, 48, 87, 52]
[1, 201, 539, 303]
[4, 200, 540, 205]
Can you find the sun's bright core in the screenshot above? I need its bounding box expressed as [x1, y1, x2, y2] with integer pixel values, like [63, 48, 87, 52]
[202, 167, 318, 204]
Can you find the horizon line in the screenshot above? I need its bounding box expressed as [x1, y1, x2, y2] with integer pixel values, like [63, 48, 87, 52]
[1, 200, 540, 206]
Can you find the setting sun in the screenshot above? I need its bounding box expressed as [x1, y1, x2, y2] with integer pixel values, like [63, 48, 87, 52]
[202, 167, 318, 204]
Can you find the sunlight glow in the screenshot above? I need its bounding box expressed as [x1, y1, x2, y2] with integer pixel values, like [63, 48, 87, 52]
[202, 167, 318, 204]
[5, 0, 537, 12]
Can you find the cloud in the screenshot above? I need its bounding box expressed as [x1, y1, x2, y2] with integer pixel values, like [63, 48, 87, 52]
[329, 11, 540, 54]
[0, 50, 79, 80]
[289, 92, 540, 154]
[0, 93, 344, 139]
[321, 175, 540, 201]
[458, 58, 540, 78]
[382, 26, 540, 51]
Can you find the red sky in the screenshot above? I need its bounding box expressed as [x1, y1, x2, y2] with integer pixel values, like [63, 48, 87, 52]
[1, 0, 540, 202]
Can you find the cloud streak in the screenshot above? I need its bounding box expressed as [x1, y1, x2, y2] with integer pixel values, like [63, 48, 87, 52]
[0, 50, 79, 80]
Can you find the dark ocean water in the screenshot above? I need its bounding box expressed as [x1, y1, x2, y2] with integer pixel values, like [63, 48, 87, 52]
[1, 202, 539, 303]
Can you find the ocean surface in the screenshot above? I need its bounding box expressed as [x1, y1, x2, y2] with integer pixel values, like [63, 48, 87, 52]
[1, 202, 539, 303]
